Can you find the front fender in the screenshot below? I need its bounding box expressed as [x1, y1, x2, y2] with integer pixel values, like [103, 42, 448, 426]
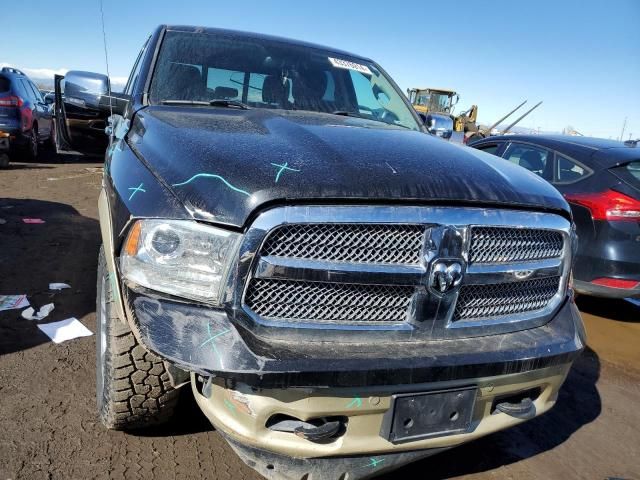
[100, 135, 194, 322]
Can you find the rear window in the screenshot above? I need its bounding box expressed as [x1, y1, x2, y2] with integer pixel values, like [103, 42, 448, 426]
[612, 160, 640, 191]
[626, 161, 640, 182]
[623, 161, 640, 186]
[0, 75, 10, 93]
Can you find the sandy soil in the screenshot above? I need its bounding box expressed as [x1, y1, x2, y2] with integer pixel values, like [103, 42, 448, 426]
[1, 157, 638, 480]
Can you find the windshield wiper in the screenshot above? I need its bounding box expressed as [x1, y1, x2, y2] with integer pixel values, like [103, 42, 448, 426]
[161, 99, 250, 110]
[331, 110, 366, 119]
[161, 100, 210, 106]
[331, 110, 413, 130]
[209, 99, 250, 110]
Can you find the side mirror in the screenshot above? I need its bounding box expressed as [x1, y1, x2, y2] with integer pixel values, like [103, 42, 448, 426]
[63, 70, 110, 110]
[44, 95, 54, 105]
[418, 113, 427, 124]
[425, 113, 453, 140]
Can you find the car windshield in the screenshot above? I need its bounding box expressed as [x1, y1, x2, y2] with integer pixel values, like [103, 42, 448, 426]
[149, 31, 421, 131]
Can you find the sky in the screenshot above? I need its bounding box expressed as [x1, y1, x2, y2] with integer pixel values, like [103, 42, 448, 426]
[1, 0, 639, 139]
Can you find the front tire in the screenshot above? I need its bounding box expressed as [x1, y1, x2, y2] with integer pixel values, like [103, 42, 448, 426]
[96, 246, 179, 429]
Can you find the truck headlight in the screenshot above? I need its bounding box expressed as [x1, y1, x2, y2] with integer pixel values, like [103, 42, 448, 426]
[120, 219, 241, 304]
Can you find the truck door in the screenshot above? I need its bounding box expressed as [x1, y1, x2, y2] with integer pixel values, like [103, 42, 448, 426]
[53, 71, 126, 155]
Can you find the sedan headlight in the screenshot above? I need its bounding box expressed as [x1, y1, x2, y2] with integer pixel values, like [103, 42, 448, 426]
[120, 219, 242, 304]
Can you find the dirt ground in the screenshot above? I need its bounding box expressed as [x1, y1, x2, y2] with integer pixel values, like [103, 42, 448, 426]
[1, 156, 639, 480]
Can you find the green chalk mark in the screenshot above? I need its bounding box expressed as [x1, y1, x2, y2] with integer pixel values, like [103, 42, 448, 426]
[271, 162, 300, 183]
[199, 324, 231, 368]
[362, 458, 385, 468]
[346, 396, 362, 408]
[199, 328, 231, 348]
[172, 173, 250, 196]
[223, 398, 237, 415]
[127, 182, 146, 201]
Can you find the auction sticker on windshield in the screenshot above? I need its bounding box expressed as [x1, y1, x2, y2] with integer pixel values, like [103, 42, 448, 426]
[328, 57, 372, 75]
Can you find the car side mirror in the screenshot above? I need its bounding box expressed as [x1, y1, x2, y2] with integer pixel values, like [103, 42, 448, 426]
[44, 96, 54, 105]
[418, 113, 427, 124]
[63, 70, 110, 110]
[425, 114, 453, 140]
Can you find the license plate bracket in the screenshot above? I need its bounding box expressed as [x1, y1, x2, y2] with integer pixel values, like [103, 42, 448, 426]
[380, 386, 477, 444]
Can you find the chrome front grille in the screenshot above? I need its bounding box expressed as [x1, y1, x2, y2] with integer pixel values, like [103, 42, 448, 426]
[454, 276, 561, 321]
[260, 224, 425, 265]
[245, 279, 413, 324]
[469, 227, 563, 264]
[239, 206, 571, 339]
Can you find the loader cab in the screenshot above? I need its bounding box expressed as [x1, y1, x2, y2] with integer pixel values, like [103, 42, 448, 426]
[408, 87, 458, 115]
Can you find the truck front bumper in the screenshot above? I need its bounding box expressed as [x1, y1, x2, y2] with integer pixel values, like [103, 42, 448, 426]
[124, 288, 584, 389]
[123, 287, 584, 478]
[193, 362, 571, 465]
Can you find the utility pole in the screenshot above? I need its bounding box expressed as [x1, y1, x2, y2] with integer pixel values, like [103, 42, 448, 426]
[619, 117, 627, 141]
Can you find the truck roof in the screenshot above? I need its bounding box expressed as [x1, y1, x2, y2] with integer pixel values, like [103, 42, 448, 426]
[163, 25, 372, 62]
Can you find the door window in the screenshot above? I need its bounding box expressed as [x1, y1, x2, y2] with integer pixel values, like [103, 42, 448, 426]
[555, 154, 591, 184]
[124, 38, 150, 96]
[503, 143, 552, 180]
[476, 143, 500, 155]
[19, 79, 36, 101]
[28, 80, 44, 103]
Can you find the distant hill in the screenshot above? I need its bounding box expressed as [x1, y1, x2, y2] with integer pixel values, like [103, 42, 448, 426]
[1, 63, 126, 92]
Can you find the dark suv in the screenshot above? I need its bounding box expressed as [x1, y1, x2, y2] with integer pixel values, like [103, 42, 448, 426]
[54, 26, 585, 480]
[0, 67, 53, 166]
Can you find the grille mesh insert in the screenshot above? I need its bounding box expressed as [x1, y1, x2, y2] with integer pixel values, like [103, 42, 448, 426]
[469, 227, 563, 264]
[454, 276, 560, 320]
[260, 224, 425, 265]
[245, 279, 414, 323]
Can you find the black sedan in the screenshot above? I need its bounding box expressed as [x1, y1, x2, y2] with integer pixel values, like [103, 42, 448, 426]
[469, 135, 640, 299]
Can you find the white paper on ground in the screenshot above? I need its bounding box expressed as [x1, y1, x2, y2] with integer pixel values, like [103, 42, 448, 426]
[37, 317, 93, 344]
[21, 303, 55, 321]
[0, 294, 30, 311]
[49, 283, 71, 291]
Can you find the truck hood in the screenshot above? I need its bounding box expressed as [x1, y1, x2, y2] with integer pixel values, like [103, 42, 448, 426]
[128, 106, 569, 227]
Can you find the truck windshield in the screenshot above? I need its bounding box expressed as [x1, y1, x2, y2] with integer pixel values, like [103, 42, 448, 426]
[149, 31, 421, 131]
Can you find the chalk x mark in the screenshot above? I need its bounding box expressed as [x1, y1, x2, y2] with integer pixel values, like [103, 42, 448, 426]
[128, 183, 146, 201]
[172, 173, 250, 196]
[271, 162, 300, 183]
[199, 323, 231, 368]
[362, 458, 385, 469]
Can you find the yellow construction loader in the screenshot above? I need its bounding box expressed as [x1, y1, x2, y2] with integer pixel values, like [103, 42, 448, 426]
[407, 87, 479, 138]
[408, 87, 542, 143]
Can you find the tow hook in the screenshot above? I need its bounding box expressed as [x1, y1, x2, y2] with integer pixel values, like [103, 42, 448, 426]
[494, 397, 536, 420]
[268, 416, 345, 442]
[294, 420, 342, 441]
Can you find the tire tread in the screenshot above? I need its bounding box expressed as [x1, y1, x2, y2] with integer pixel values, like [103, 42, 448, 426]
[97, 246, 179, 430]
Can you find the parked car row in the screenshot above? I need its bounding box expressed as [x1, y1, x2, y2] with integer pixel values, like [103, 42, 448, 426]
[0, 66, 54, 166]
[469, 135, 640, 299]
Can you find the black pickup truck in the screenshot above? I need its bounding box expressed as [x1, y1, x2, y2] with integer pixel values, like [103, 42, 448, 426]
[54, 25, 585, 480]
